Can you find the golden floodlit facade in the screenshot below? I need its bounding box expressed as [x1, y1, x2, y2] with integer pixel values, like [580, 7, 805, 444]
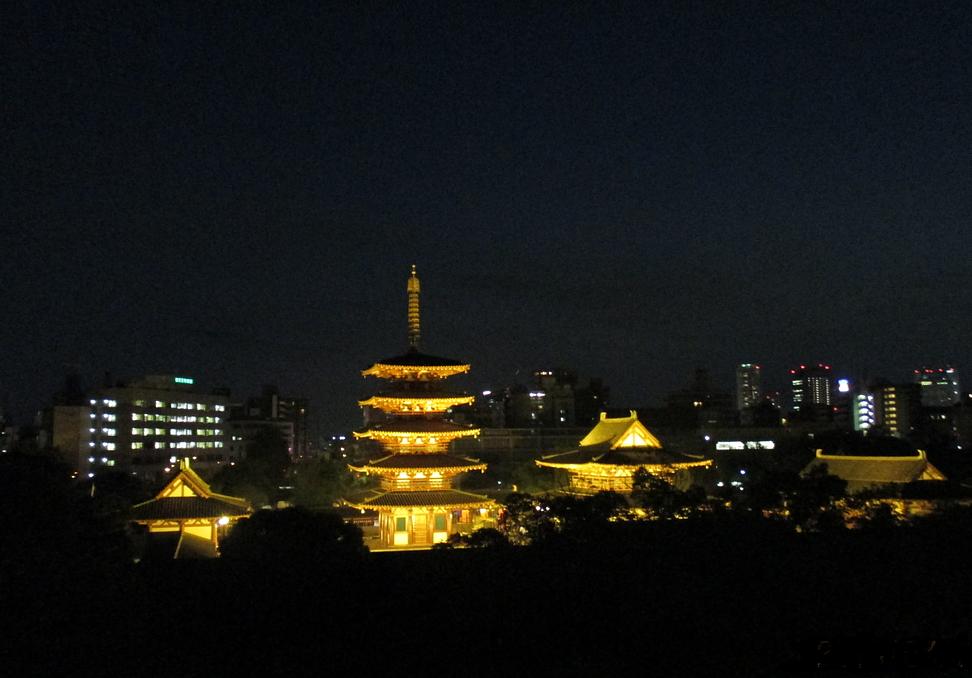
[345, 266, 493, 548]
[537, 411, 712, 494]
[130, 458, 250, 558]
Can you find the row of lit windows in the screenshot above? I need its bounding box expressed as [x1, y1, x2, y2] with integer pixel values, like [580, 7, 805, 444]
[129, 427, 223, 436]
[90, 413, 117, 422]
[130, 413, 222, 423]
[130, 400, 226, 412]
[90, 399, 117, 407]
[130, 441, 224, 450]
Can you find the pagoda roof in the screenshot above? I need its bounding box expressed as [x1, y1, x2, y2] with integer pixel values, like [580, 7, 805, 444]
[349, 453, 486, 473]
[802, 449, 946, 492]
[344, 489, 494, 510]
[365, 388, 472, 400]
[368, 349, 467, 368]
[131, 459, 250, 522]
[363, 419, 479, 435]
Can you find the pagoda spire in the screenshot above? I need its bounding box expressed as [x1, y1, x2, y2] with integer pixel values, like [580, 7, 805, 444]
[407, 264, 420, 349]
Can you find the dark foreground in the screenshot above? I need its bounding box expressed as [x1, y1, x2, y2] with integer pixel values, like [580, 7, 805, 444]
[4, 517, 971, 676]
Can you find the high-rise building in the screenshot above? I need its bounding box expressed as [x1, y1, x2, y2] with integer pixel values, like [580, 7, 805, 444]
[872, 381, 921, 438]
[913, 366, 961, 407]
[735, 364, 762, 411]
[87, 374, 230, 479]
[852, 393, 876, 431]
[789, 363, 833, 412]
[345, 266, 494, 548]
[228, 385, 309, 458]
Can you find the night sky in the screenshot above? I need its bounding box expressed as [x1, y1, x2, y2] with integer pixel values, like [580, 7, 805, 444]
[4, 2, 971, 433]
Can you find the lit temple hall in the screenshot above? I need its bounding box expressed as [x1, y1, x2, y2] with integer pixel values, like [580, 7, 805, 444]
[536, 411, 712, 494]
[344, 266, 494, 548]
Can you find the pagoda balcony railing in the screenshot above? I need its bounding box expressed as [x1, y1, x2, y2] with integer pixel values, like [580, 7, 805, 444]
[380, 477, 454, 491]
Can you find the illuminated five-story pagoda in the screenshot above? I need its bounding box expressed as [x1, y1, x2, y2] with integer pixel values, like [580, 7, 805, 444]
[345, 265, 493, 548]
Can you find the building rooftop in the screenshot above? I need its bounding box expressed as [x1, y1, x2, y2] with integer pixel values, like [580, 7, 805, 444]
[803, 449, 946, 492]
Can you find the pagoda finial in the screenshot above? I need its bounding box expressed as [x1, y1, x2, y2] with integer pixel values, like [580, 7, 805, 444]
[407, 264, 420, 349]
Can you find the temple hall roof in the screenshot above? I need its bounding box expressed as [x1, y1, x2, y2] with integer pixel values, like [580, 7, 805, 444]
[538, 447, 709, 468]
[131, 496, 251, 520]
[578, 411, 663, 449]
[802, 449, 946, 492]
[536, 410, 711, 471]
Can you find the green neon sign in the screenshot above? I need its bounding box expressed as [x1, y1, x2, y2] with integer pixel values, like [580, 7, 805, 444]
[174, 377, 194, 385]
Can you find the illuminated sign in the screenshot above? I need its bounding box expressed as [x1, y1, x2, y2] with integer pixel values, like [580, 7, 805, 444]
[715, 440, 776, 451]
[837, 379, 850, 393]
[174, 377, 194, 385]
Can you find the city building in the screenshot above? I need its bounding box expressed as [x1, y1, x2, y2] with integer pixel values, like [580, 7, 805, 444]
[131, 458, 250, 559]
[872, 381, 921, 438]
[665, 368, 735, 429]
[852, 393, 876, 432]
[536, 411, 712, 494]
[225, 385, 308, 460]
[87, 374, 230, 479]
[344, 266, 493, 548]
[913, 366, 961, 407]
[735, 363, 762, 411]
[789, 363, 833, 421]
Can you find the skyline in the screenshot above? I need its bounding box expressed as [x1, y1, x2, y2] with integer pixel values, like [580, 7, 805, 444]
[4, 3, 971, 432]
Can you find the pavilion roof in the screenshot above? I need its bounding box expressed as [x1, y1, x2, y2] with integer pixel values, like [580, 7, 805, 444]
[344, 489, 494, 510]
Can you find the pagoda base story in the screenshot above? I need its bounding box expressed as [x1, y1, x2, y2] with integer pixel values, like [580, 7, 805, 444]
[373, 507, 494, 548]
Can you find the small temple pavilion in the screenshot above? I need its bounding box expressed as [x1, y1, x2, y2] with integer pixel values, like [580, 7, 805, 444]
[345, 266, 493, 547]
[536, 411, 712, 494]
[131, 458, 250, 558]
[802, 448, 946, 493]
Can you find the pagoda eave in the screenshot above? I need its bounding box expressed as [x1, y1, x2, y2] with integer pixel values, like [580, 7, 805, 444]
[354, 428, 481, 441]
[361, 364, 471, 380]
[358, 394, 475, 413]
[344, 490, 495, 510]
